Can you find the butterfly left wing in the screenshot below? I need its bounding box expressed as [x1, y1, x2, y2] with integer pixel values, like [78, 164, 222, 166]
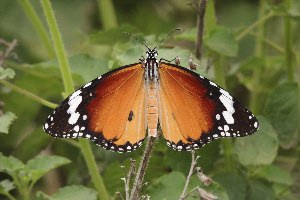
[158, 62, 259, 151]
[44, 63, 146, 152]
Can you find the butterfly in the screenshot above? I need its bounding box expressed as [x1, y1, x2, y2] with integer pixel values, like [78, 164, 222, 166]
[43, 31, 259, 153]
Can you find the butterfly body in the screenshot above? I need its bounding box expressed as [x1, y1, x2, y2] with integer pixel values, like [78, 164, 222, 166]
[44, 48, 259, 153]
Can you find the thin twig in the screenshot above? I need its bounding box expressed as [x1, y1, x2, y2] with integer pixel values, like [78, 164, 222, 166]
[0, 39, 18, 66]
[195, 0, 207, 59]
[129, 136, 157, 200]
[179, 151, 199, 200]
[124, 159, 136, 200]
[116, 192, 125, 200]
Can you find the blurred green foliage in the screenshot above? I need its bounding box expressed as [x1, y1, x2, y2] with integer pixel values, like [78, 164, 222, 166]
[0, 0, 300, 199]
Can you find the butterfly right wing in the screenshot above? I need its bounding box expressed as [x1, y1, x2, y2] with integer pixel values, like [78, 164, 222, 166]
[158, 62, 259, 151]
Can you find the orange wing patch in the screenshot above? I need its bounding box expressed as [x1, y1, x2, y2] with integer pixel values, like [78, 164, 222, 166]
[158, 63, 216, 150]
[87, 64, 146, 152]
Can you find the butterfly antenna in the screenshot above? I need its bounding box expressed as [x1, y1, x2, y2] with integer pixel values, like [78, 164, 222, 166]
[153, 28, 182, 50]
[123, 32, 151, 51]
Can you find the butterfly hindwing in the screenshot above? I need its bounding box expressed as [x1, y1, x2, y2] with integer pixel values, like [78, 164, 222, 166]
[44, 63, 146, 152]
[158, 62, 259, 151]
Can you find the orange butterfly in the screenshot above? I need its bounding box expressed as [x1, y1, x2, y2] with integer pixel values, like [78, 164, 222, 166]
[44, 31, 259, 152]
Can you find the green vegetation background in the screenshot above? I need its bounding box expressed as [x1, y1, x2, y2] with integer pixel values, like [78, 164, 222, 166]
[0, 0, 299, 200]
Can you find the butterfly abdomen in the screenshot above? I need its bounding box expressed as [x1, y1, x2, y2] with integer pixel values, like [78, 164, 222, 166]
[146, 80, 159, 137]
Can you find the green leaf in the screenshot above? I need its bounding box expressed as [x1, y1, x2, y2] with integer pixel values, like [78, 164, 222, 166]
[33, 54, 110, 84]
[164, 151, 191, 174]
[0, 112, 17, 134]
[204, 26, 238, 57]
[234, 116, 278, 166]
[272, 183, 294, 199]
[264, 82, 300, 148]
[147, 171, 186, 200]
[0, 67, 15, 79]
[102, 161, 124, 195]
[36, 185, 97, 200]
[247, 179, 275, 200]
[0, 153, 24, 173]
[255, 165, 293, 186]
[0, 179, 15, 194]
[68, 54, 109, 83]
[25, 155, 71, 183]
[213, 171, 247, 200]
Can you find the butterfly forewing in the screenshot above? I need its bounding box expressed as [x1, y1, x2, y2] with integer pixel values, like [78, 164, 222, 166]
[158, 62, 259, 151]
[44, 63, 146, 152]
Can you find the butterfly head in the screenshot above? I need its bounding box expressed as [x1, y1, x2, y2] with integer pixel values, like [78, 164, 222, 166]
[146, 49, 158, 60]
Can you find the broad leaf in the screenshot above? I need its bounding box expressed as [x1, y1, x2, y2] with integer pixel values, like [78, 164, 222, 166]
[26, 155, 71, 183]
[213, 171, 247, 200]
[234, 116, 278, 166]
[147, 171, 186, 200]
[247, 179, 275, 200]
[264, 82, 300, 148]
[255, 165, 293, 186]
[36, 185, 97, 200]
[204, 26, 238, 57]
[0, 153, 24, 173]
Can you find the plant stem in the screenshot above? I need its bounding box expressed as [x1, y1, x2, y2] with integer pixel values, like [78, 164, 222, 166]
[40, 0, 74, 94]
[195, 0, 207, 59]
[214, 56, 226, 88]
[284, 0, 294, 81]
[179, 151, 199, 200]
[0, 79, 57, 109]
[204, 0, 216, 34]
[96, 0, 118, 30]
[129, 137, 157, 200]
[250, 0, 266, 114]
[214, 56, 233, 170]
[40, 1, 109, 199]
[18, 0, 55, 58]
[79, 139, 109, 200]
[236, 11, 274, 41]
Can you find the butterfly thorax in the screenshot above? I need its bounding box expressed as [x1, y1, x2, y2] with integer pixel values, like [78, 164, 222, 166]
[144, 49, 159, 137]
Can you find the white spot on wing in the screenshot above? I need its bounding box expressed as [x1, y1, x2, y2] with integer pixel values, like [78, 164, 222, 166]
[68, 112, 80, 125]
[224, 125, 229, 132]
[73, 125, 79, 132]
[220, 89, 233, 100]
[209, 81, 217, 87]
[44, 123, 48, 129]
[254, 121, 258, 128]
[219, 95, 235, 124]
[69, 90, 82, 101]
[83, 82, 92, 88]
[223, 111, 234, 124]
[216, 114, 220, 120]
[67, 90, 82, 125]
